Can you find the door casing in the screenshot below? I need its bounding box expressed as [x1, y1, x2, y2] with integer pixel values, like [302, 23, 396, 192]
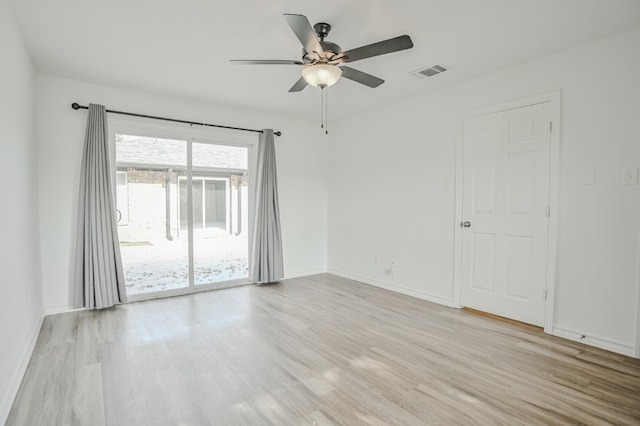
[453, 91, 561, 334]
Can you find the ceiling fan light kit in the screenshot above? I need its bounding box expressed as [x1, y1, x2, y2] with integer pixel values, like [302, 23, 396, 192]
[231, 13, 414, 133]
[301, 64, 342, 88]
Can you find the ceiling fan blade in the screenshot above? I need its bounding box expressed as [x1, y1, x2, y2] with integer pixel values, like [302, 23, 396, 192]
[283, 14, 323, 54]
[230, 60, 303, 65]
[340, 66, 384, 88]
[337, 35, 413, 63]
[288, 76, 308, 92]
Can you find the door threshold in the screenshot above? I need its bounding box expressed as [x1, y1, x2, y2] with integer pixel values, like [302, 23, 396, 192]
[462, 307, 543, 330]
[127, 280, 252, 304]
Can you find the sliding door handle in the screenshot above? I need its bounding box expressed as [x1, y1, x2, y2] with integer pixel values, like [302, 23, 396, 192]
[461, 221, 471, 228]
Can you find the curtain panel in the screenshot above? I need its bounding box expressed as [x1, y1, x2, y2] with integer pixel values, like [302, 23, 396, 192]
[73, 103, 127, 309]
[249, 129, 284, 284]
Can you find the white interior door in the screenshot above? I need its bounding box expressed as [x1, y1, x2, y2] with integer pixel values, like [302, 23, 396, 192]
[460, 102, 551, 326]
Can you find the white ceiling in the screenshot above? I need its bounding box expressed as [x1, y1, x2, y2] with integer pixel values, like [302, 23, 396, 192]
[10, 0, 640, 122]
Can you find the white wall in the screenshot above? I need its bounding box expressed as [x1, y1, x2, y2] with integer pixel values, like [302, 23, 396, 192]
[328, 29, 640, 356]
[0, 0, 44, 422]
[37, 75, 328, 313]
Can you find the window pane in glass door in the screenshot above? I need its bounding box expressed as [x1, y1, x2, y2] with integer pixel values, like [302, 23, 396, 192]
[205, 180, 226, 228]
[115, 134, 190, 296]
[192, 179, 204, 229]
[192, 142, 249, 286]
[179, 178, 188, 231]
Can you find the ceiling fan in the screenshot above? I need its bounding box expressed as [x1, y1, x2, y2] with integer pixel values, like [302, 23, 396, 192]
[230, 13, 414, 92]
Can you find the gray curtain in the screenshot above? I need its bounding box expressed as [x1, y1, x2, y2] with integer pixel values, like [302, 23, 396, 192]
[73, 103, 127, 309]
[250, 129, 284, 283]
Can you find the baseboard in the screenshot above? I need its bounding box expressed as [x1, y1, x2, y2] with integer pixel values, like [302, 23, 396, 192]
[45, 305, 86, 316]
[552, 326, 636, 358]
[284, 268, 328, 280]
[0, 315, 44, 425]
[328, 269, 458, 308]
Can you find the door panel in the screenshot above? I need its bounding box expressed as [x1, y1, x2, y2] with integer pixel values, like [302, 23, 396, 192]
[471, 233, 496, 292]
[114, 136, 190, 296]
[472, 156, 497, 214]
[192, 142, 248, 287]
[507, 151, 536, 214]
[460, 102, 551, 326]
[505, 235, 534, 299]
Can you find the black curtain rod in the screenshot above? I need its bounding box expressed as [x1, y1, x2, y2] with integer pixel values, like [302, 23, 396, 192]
[71, 103, 281, 137]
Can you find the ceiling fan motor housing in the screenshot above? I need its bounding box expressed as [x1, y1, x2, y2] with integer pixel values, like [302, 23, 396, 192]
[301, 22, 342, 63]
[302, 41, 342, 63]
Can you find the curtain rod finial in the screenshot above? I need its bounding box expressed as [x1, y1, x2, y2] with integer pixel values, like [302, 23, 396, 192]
[274, 131, 282, 137]
[71, 102, 80, 110]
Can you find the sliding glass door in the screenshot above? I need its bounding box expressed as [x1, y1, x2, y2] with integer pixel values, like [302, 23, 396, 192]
[191, 142, 249, 287]
[114, 132, 250, 300]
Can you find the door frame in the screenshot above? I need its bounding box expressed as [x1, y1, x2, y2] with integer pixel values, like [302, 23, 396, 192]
[108, 116, 257, 302]
[453, 91, 561, 333]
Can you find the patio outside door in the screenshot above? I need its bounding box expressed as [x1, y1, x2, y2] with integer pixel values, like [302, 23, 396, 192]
[114, 133, 250, 300]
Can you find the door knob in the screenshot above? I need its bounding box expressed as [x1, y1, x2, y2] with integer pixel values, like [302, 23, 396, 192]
[462, 221, 471, 228]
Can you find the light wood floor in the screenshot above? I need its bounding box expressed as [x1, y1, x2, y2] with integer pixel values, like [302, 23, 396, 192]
[7, 274, 640, 425]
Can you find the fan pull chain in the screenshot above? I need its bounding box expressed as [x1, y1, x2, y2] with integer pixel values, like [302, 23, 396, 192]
[319, 87, 330, 135]
[325, 87, 329, 135]
[320, 87, 324, 130]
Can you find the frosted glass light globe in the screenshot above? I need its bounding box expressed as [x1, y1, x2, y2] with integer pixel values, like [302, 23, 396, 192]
[302, 64, 342, 88]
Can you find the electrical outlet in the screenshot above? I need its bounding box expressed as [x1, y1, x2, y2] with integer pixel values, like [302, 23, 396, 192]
[623, 168, 638, 185]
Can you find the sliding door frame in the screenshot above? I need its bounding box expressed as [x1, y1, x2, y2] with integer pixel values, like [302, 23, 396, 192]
[109, 116, 256, 302]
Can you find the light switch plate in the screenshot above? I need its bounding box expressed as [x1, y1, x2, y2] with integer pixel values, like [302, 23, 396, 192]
[623, 168, 638, 185]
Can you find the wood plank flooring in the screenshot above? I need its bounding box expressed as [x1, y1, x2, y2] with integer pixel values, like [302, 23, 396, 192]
[7, 274, 640, 425]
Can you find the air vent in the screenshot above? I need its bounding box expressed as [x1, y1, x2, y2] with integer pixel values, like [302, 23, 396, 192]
[410, 63, 450, 79]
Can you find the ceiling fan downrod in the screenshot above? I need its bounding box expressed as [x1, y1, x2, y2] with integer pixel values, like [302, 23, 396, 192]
[313, 22, 331, 41]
